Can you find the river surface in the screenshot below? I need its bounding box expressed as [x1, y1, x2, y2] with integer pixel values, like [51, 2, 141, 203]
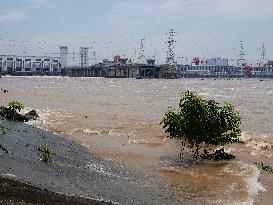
[1, 76, 273, 205]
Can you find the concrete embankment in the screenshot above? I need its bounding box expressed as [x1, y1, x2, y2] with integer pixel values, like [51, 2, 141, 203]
[0, 117, 183, 205]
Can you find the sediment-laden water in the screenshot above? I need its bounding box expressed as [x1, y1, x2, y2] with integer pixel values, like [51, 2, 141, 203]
[1, 76, 273, 204]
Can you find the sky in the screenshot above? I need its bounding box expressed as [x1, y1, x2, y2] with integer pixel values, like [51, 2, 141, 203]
[0, 0, 273, 65]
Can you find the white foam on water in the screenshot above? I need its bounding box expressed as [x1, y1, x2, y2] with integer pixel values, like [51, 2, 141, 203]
[240, 132, 249, 142]
[68, 128, 101, 135]
[24, 107, 52, 129]
[24, 107, 74, 136]
[108, 129, 127, 137]
[223, 161, 266, 205]
[240, 132, 273, 157]
[240, 132, 272, 144]
[128, 139, 151, 145]
[82, 128, 101, 135]
[225, 148, 237, 153]
[2, 173, 17, 178]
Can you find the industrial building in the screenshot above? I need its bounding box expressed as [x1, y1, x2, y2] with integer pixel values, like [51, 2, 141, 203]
[176, 58, 273, 78]
[0, 46, 69, 75]
[59, 46, 68, 68]
[80, 47, 89, 67]
[0, 55, 61, 75]
[62, 55, 141, 78]
[177, 64, 243, 77]
[202, 57, 229, 66]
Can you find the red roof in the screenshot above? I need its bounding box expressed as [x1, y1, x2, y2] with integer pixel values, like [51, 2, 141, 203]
[268, 61, 273, 66]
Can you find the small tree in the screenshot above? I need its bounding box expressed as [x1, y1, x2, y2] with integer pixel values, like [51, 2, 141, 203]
[161, 91, 241, 159]
[8, 101, 24, 112]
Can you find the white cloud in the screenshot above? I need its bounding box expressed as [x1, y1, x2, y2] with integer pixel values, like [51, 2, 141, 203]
[0, 10, 28, 21]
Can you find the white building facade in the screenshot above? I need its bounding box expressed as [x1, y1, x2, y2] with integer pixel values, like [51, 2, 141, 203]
[60, 46, 68, 68]
[80, 47, 89, 67]
[0, 55, 61, 73]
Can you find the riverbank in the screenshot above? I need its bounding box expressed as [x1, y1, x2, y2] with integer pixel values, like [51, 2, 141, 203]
[0, 116, 114, 204]
[0, 117, 185, 205]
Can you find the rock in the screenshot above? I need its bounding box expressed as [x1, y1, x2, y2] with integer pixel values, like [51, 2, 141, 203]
[0, 106, 28, 122]
[201, 148, 235, 160]
[213, 148, 235, 160]
[25, 110, 39, 120]
[0, 89, 8, 93]
[0, 106, 38, 122]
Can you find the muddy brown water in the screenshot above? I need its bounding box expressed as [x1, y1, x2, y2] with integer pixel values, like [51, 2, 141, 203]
[1, 76, 273, 205]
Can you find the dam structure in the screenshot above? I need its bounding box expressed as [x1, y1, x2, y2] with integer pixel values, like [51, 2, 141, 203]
[0, 46, 67, 75]
[0, 55, 61, 75]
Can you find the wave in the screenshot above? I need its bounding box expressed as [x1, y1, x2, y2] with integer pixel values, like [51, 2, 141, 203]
[224, 161, 266, 205]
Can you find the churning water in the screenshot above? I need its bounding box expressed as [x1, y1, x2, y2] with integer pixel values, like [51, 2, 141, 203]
[1, 76, 273, 204]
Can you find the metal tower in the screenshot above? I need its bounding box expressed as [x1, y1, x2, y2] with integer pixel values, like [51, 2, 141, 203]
[259, 42, 267, 66]
[237, 41, 247, 66]
[138, 38, 145, 64]
[165, 29, 177, 69]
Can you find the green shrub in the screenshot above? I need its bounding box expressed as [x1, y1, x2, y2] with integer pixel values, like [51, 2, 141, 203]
[37, 145, 54, 162]
[161, 91, 241, 159]
[254, 162, 273, 173]
[8, 101, 24, 112]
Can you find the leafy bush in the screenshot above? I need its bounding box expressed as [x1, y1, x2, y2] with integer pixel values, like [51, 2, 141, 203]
[8, 101, 24, 112]
[37, 145, 54, 162]
[161, 91, 241, 159]
[254, 162, 273, 173]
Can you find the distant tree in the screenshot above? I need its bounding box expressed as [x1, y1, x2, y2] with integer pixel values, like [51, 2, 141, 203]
[161, 91, 241, 159]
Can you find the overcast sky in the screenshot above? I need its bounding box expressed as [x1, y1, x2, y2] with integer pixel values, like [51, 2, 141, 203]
[0, 0, 273, 65]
